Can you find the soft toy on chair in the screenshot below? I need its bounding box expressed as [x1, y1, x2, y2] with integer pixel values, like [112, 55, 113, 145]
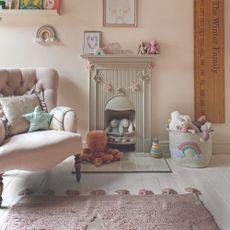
[81, 130, 124, 167]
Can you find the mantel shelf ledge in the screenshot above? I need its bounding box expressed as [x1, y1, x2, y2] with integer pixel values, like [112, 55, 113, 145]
[80, 54, 159, 64]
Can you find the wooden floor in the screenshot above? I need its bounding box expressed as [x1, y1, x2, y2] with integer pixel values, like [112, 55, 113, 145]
[1, 155, 230, 229]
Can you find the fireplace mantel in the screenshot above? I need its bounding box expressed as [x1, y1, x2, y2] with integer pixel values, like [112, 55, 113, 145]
[80, 54, 158, 65]
[81, 54, 157, 152]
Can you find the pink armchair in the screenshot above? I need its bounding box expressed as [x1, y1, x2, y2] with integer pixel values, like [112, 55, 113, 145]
[0, 68, 82, 206]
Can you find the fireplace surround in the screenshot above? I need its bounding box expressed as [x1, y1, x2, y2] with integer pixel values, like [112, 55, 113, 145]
[81, 54, 157, 152]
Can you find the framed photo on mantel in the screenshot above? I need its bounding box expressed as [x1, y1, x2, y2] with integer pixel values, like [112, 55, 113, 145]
[103, 0, 137, 27]
[83, 31, 101, 54]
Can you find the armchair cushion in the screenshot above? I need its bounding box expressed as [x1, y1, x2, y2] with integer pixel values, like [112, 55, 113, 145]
[23, 106, 53, 132]
[0, 94, 39, 136]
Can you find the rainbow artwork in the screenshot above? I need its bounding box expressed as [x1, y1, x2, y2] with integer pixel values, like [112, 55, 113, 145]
[175, 141, 204, 161]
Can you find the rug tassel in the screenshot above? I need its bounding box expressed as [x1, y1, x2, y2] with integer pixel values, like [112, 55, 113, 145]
[65, 189, 81, 196]
[43, 189, 56, 196]
[115, 189, 130, 195]
[90, 189, 106, 196]
[18, 188, 33, 196]
[138, 189, 154, 195]
[185, 187, 202, 196]
[161, 188, 178, 195]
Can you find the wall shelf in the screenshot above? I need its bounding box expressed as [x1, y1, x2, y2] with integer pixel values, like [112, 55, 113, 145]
[0, 9, 59, 18]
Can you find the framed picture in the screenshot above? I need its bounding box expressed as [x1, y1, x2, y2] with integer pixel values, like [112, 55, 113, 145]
[83, 31, 101, 54]
[19, 0, 43, 9]
[43, 0, 60, 13]
[103, 0, 137, 27]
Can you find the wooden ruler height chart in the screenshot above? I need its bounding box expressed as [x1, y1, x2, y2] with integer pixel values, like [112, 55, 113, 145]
[194, 0, 225, 123]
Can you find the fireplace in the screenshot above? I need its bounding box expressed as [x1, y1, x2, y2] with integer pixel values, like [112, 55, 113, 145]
[105, 95, 136, 151]
[81, 55, 155, 152]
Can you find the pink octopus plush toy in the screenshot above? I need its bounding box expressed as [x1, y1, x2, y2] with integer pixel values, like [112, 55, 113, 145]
[81, 130, 123, 167]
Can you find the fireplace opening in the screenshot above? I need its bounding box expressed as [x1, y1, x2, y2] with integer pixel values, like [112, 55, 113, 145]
[104, 95, 136, 151]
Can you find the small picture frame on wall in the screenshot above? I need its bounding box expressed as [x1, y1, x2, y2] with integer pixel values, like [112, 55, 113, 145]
[103, 0, 137, 27]
[43, 0, 60, 13]
[83, 31, 101, 54]
[19, 0, 43, 9]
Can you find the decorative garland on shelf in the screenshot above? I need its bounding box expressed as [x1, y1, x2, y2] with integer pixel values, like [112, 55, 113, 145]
[86, 64, 154, 95]
[84, 60, 155, 95]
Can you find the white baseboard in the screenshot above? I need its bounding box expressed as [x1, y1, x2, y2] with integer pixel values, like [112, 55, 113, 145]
[159, 141, 230, 156]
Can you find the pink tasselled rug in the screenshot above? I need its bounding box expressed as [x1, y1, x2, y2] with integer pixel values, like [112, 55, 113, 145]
[1, 194, 219, 230]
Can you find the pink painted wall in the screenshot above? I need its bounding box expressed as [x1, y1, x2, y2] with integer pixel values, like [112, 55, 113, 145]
[0, 0, 229, 151]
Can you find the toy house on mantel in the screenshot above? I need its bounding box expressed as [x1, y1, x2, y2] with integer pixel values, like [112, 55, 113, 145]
[81, 54, 158, 152]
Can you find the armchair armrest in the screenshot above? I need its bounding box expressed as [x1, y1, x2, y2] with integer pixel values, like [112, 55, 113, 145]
[0, 120, 5, 146]
[49, 106, 77, 133]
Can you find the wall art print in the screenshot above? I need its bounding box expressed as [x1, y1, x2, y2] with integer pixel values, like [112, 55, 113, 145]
[83, 31, 101, 54]
[103, 0, 137, 27]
